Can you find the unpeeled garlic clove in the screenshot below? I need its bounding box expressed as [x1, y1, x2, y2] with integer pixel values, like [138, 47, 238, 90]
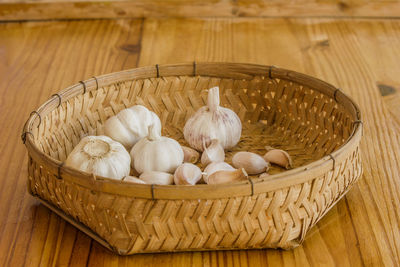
[182, 146, 200, 164]
[174, 163, 202, 185]
[139, 171, 174, 185]
[122, 176, 146, 184]
[201, 139, 225, 166]
[263, 146, 293, 169]
[203, 161, 235, 183]
[207, 168, 248, 185]
[232, 151, 269, 175]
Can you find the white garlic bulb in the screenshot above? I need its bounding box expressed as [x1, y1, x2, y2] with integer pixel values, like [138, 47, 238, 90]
[65, 135, 130, 180]
[139, 171, 174, 185]
[104, 105, 161, 150]
[203, 161, 235, 184]
[130, 124, 184, 174]
[201, 139, 225, 166]
[183, 86, 242, 151]
[174, 163, 202, 185]
[232, 151, 269, 175]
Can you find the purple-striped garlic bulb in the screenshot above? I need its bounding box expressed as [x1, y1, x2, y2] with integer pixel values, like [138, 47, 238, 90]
[183, 86, 242, 151]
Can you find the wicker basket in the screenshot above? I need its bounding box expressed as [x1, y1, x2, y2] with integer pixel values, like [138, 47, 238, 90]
[21, 63, 362, 255]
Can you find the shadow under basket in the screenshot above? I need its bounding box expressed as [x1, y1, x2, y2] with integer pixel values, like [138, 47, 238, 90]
[21, 63, 363, 255]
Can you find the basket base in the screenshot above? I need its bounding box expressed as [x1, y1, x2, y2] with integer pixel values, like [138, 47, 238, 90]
[32, 195, 305, 255]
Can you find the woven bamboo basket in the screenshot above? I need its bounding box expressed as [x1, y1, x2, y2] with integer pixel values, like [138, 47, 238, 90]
[21, 62, 363, 255]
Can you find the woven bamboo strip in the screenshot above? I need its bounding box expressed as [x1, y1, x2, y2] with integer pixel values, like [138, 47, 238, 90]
[22, 63, 362, 254]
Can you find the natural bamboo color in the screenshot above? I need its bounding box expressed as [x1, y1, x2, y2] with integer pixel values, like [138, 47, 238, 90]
[22, 62, 362, 255]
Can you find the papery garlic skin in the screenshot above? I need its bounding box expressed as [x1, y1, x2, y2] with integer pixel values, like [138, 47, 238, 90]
[65, 135, 130, 180]
[130, 125, 184, 174]
[183, 87, 242, 151]
[104, 105, 161, 150]
[174, 163, 202, 185]
[139, 171, 174, 185]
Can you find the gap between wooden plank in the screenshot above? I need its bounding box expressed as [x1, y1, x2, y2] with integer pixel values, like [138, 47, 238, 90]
[1, 0, 400, 21]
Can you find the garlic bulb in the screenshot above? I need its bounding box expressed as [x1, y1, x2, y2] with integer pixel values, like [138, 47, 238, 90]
[182, 146, 200, 164]
[65, 135, 130, 180]
[201, 139, 225, 166]
[203, 161, 235, 184]
[122, 176, 146, 184]
[130, 124, 183, 174]
[207, 168, 248, 185]
[104, 105, 161, 150]
[139, 171, 174, 185]
[183, 86, 242, 151]
[174, 163, 202, 185]
[232, 151, 269, 175]
[263, 146, 293, 169]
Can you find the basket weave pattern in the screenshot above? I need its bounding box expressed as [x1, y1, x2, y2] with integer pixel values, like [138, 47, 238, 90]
[23, 63, 362, 254]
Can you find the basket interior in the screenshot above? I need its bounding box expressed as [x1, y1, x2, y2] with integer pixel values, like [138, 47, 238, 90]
[32, 75, 353, 176]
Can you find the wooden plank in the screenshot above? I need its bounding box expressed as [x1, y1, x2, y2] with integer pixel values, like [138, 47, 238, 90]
[1, 0, 400, 21]
[138, 17, 400, 266]
[1, 17, 400, 266]
[0, 19, 142, 267]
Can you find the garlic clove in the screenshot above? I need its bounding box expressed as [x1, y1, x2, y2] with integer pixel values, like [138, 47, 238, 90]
[203, 161, 235, 183]
[207, 168, 248, 185]
[139, 171, 174, 185]
[201, 139, 225, 166]
[182, 146, 200, 164]
[174, 163, 202, 185]
[122, 176, 146, 184]
[263, 146, 293, 169]
[232, 151, 269, 175]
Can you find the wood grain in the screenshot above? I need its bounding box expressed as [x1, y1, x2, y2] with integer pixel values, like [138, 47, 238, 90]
[0, 19, 142, 267]
[1, 0, 400, 21]
[1, 17, 400, 266]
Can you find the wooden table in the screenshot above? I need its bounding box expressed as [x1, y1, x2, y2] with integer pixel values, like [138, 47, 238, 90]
[1, 12, 400, 267]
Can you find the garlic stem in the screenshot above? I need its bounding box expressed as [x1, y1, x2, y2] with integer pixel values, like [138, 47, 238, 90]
[147, 124, 161, 141]
[207, 87, 220, 112]
[82, 139, 111, 158]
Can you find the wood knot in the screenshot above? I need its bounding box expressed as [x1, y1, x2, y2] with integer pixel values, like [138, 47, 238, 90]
[119, 44, 141, 53]
[338, 1, 350, 11]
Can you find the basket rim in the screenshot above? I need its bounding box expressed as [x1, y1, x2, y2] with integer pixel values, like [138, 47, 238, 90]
[22, 62, 362, 200]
